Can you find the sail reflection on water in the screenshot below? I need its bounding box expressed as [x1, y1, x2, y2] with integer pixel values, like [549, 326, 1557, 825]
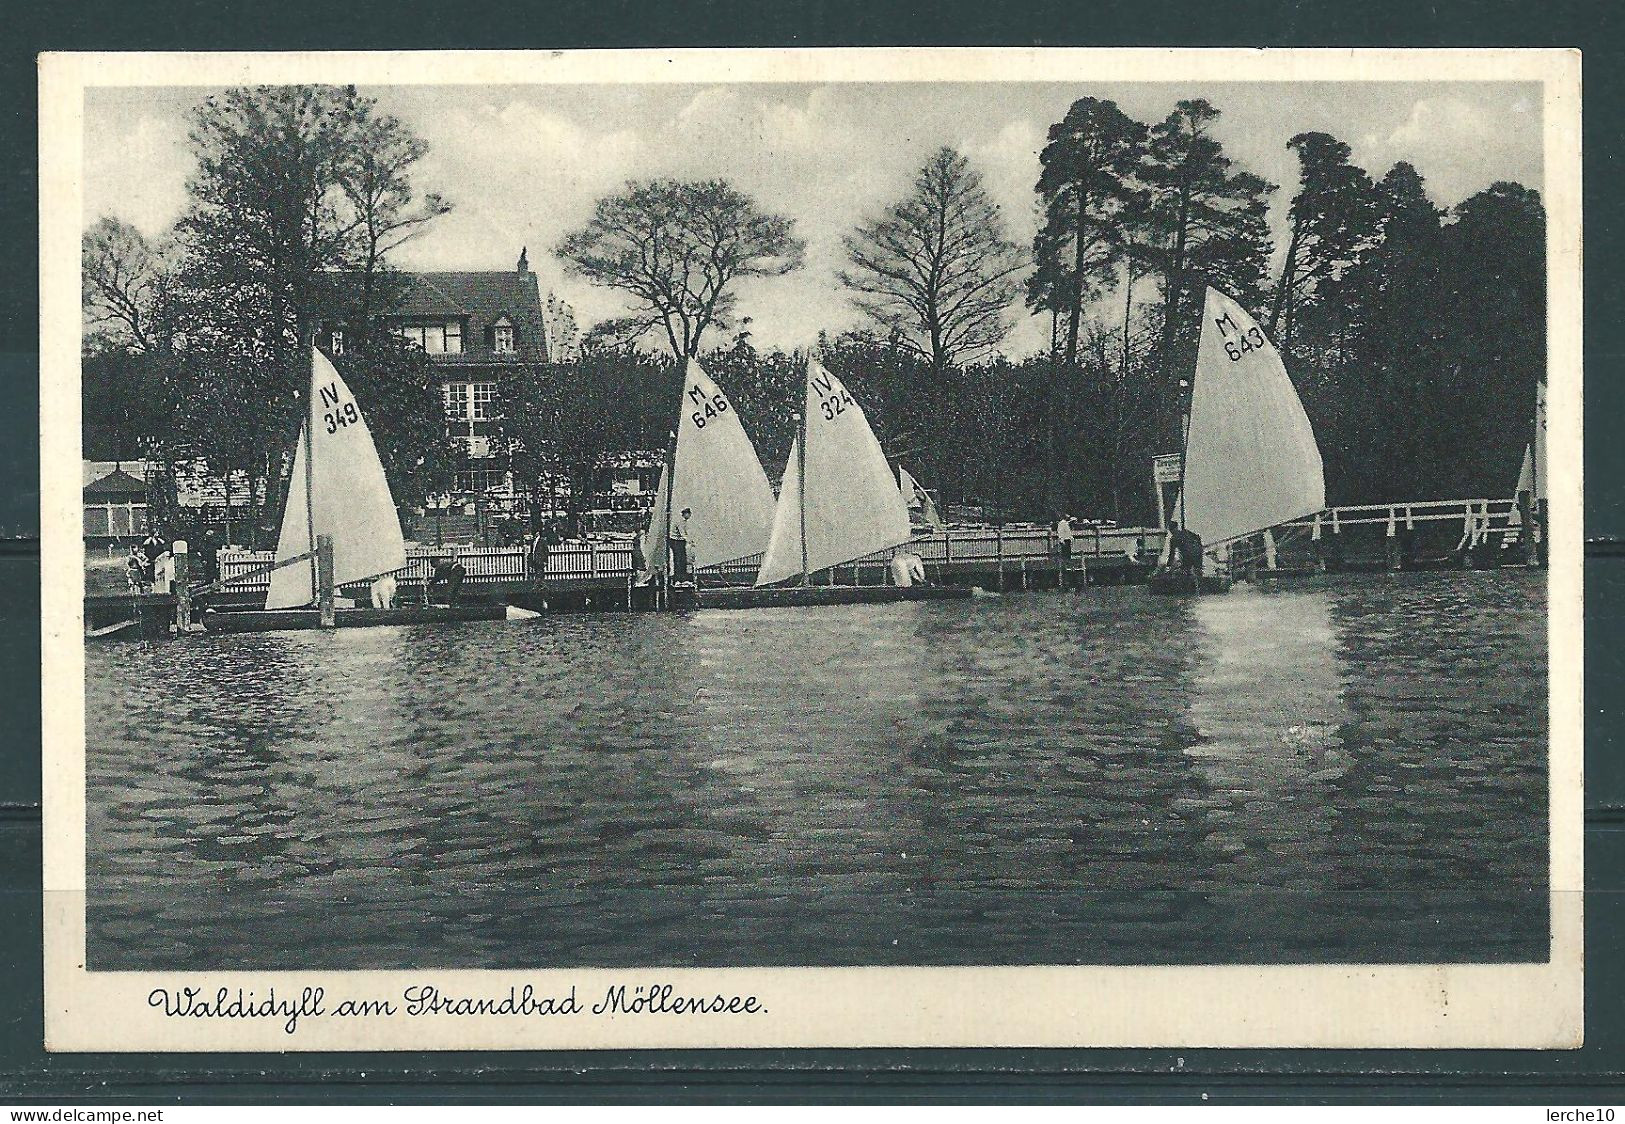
[1185, 586, 1350, 884]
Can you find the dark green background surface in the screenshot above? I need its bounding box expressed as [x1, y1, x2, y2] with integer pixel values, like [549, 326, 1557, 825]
[3, 0, 1621, 1101]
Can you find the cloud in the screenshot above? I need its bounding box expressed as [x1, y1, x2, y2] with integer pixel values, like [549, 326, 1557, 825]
[1355, 92, 1537, 207]
[960, 117, 1046, 245]
[83, 112, 191, 235]
[77, 82, 1542, 358]
[1387, 95, 1494, 148]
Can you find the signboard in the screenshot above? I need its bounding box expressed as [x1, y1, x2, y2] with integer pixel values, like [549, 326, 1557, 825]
[1152, 453, 1183, 485]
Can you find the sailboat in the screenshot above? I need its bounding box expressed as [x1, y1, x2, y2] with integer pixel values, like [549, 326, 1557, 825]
[696, 356, 969, 608]
[203, 347, 507, 632]
[755, 356, 912, 587]
[1150, 287, 1326, 596]
[1508, 381, 1548, 564]
[639, 359, 778, 592]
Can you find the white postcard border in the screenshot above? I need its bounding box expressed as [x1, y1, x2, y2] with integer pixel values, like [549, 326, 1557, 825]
[39, 46, 1584, 1052]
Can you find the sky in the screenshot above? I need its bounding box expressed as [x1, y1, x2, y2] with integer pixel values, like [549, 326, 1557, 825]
[83, 80, 1543, 358]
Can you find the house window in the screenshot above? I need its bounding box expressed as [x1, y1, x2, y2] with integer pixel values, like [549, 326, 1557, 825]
[455, 468, 507, 494]
[443, 382, 469, 421]
[494, 322, 515, 353]
[396, 319, 464, 354]
[330, 329, 344, 356]
[471, 382, 496, 421]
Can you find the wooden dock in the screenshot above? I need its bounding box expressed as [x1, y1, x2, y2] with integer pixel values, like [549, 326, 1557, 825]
[84, 500, 1540, 636]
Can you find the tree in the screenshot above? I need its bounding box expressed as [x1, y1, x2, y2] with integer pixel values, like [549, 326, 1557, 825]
[1430, 182, 1546, 499]
[1326, 161, 1445, 500]
[501, 354, 671, 523]
[839, 147, 1027, 374]
[556, 179, 805, 359]
[1268, 131, 1379, 343]
[81, 217, 180, 354]
[341, 102, 452, 336]
[1139, 101, 1274, 379]
[82, 348, 181, 463]
[180, 85, 369, 352]
[1029, 97, 1147, 367]
[175, 84, 449, 523]
[335, 335, 459, 509]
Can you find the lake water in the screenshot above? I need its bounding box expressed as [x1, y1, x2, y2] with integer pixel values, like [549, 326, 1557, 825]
[85, 570, 1549, 969]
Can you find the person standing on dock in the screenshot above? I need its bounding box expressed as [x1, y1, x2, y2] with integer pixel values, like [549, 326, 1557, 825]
[125, 543, 148, 593]
[137, 529, 167, 585]
[528, 525, 551, 586]
[670, 507, 691, 581]
[1055, 514, 1075, 590]
[630, 524, 646, 579]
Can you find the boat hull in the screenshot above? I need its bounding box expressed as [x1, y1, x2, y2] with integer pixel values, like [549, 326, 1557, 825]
[1146, 570, 1233, 596]
[201, 604, 507, 633]
[699, 585, 973, 611]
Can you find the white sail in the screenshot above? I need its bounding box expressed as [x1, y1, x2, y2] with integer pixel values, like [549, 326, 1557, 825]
[265, 349, 407, 610]
[1534, 381, 1548, 503]
[756, 358, 911, 586]
[1516, 443, 1535, 498]
[640, 359, 777, 576]
[639, 457, 671, 581]
[1181, 287, 1325, 549]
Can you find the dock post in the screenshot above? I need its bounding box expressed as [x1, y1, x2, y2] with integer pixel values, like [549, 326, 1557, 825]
[1536, 499, 1548, 567]
[1385, 509, 1402, 571]
[172, 540, 191, 633]
[1519, 493, 1538, 566]
[995, 526, 1004, 592]
[316, 534, 336, 628]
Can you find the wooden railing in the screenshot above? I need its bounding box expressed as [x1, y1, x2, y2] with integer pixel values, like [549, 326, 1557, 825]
[1283, 498, 1523, 551]
[218, 525, 1159, 593]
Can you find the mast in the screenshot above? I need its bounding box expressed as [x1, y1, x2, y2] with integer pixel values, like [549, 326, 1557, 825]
[797, 397, 809, 585]
[662, 424, 677, 574]
[1530, 384, 1540, 504]
[1176, 406, 1191, 530]
[305, 342, 317, 604]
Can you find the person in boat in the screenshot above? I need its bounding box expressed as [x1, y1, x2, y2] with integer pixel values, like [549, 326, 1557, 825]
[370, 573, 397, 609]
[428, 551, 466, 606]
[669, 507, 691, 582]
[890, 550, 928, 587]
[1166, 519, 1204, 575]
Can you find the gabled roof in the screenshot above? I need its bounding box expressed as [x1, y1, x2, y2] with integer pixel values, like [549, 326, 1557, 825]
[84, 468, 147, 497]
[84, 459, 150, 488]
[388, 270, 549, 366]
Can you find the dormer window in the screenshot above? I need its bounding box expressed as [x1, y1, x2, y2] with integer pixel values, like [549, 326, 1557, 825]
[395, 319, 464, 354]
[493, 317, 516, 354]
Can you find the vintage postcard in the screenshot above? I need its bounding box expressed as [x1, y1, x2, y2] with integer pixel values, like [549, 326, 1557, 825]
[40, 47, 1582, 1051]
